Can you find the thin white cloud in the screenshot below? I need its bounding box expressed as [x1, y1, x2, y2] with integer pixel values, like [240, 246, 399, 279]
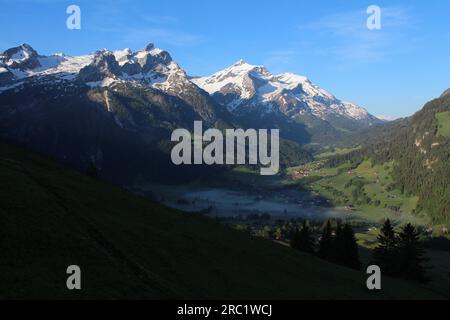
[297, 6, 413, 63]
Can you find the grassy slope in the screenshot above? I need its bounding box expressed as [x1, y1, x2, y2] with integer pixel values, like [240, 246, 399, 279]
[0, 142, 444, 299]
[315, 147, 361, 160]
[302, 159, 428, 225]
[436, 111, 450, 138]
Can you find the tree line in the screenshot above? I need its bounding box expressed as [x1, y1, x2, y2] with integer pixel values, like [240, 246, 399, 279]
[290, 219, 429, 282]
[290, 220, 361, 270]
[372, 219, 429, 282]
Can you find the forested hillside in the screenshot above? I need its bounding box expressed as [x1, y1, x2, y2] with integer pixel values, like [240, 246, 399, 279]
[327, 91, 450, 224]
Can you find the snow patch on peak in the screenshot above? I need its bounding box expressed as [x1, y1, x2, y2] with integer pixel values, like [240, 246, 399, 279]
[10, 50, 30, 63]
[229, 60, 266, 74]
[341, 101, 370, 120]
[192, 60, 271, 101]
[43, 54, 95, 77]
[113, 48, 132, 61]
[231, 59, 256, 69]
[86, 77, 116, 88]
[149, 47, 163, 56]
[277, 72, 309, 84]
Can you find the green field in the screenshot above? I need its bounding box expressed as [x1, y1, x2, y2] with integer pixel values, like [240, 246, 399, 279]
[436, 111, 450, 137]
[291, 159, 429, 225]
[315, 147, 361, 159]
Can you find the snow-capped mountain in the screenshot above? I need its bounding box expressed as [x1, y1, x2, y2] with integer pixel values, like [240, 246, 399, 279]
[0, 43, 382, 151]
[1, 43, 189, 94]
[0, 43, 237, 184]
[1, 44, 379, 125]
[0, 43, 230, 125]
[0, 44, 379, 129]
[192, 60, 380, 127]
[0, 43, 91, 84]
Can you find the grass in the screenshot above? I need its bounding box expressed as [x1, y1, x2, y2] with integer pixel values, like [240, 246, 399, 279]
[436, 111, 450, 138]
[0, 141, 446, 299]
[305, 160, 428, 225]
[315, 147, 361, 159]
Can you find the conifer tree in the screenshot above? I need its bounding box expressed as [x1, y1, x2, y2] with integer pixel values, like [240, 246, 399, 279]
[297, 221, 315, 254]
[332, 221, 344, 263]
[318, 220, 333, 259]
[372, 219, 399, 276]
[397, 223, 429, 282]
[290, 227, 300, 250]
[340, 223, 361, 270]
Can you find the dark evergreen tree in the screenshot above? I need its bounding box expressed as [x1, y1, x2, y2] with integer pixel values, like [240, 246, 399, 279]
[297, 221, 315, 254]
[339, 224, 361, 270]
[318, 220, 333, 259]
[397, 224, 429, 282]
[372, 219, 399, 276]
[332, 221, 344, 263]
[289, 227, 300, 250]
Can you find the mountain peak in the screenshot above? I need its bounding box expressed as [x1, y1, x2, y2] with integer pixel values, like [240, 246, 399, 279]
[143, 43, 155, 51]
[77, 51, 122, 83]
[2, 43, 38, 57]
[1, 43, 40, 71]
[234, 59, 249, 66]
[95, 48, 112, 55]
[229, 59, 262, 71]
[20, 43, 35, 51]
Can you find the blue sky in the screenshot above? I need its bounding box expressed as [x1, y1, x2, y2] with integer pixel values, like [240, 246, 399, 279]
[0, 0, 449, 118]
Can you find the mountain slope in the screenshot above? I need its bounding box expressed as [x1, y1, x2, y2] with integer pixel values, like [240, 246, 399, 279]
[0, 44, 240, 184]
[0, 141, 443, 299]
[327, 90, 450, 224]
[0, 43, 231, 126]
